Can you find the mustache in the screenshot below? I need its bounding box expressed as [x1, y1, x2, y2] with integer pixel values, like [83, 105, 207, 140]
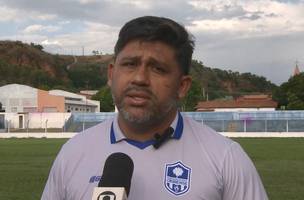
[123, 86, 154, 98]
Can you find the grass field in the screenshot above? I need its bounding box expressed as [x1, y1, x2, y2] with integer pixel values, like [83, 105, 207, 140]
[0, 138, 304, 200]
[0, 139, 66, 200]
[234, 138, 304, 200]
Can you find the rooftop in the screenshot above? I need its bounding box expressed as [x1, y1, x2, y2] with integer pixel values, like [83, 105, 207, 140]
[196, 94, 278, 111]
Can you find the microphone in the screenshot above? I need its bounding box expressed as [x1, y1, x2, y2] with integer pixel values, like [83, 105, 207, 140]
[153, 127, 174, 149]
[92, 152, 134, 200]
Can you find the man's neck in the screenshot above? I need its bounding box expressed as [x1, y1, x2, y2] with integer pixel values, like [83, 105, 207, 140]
[117, 110, 177, 142]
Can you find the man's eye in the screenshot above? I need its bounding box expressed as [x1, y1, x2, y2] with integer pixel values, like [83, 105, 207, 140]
[152, 66, 166, 74]
[122, 62, 136, 67]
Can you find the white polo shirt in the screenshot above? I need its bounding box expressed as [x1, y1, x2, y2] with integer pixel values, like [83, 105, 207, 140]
[41, 112, 268, 200]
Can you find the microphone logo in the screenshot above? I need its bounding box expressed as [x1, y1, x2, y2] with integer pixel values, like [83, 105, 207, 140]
[97, 191, 116, 200]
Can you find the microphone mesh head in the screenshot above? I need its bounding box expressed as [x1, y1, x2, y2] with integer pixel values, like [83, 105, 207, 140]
[99, 152, 134, 196]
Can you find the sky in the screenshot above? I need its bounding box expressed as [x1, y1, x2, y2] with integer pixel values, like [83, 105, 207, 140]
[0, 0, 303, 85]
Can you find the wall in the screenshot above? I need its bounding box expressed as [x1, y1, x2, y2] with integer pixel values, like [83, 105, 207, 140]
[214, 108, 276, 112]
[27, 112, 71, 128]
[0, 132, 76, 138]
[38, 90, 65, 112]
[3, 113, 27, 129]
[2, 112, 71, 129]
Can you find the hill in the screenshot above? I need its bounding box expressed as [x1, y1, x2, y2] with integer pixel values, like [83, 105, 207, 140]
[0, 40, 112, 91]
[190, 60, 276, 100]
[0, 40, 276, 102]
[0, 41, 73, 78]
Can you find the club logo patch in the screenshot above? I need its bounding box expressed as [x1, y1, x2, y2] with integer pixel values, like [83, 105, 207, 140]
[164, 161, 191, 196]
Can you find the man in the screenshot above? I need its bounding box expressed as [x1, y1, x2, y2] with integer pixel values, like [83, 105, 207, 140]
[42, 16, 268, 200]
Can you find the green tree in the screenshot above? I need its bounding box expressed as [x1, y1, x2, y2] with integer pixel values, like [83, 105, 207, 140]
[68, 63, 107, 89]
[30, 42, 43, 51]
[92, 86, 114, 112]
[286, 92, 304, 110]
[181, 79, 204, 111]
[272, 86, 288, 109]
[273, 73, 304, 110]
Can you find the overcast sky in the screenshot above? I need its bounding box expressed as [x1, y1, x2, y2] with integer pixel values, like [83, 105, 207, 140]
[0, 0, 303, 85]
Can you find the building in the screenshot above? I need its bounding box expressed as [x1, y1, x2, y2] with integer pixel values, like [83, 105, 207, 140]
[0, 84, 100, 113]
[0, 84, 62, 113]
[293, 61, 301, 76]
[196, 94, 278, 112]
[49, 89, 100, 113]
[79, 90, 98, 99]
[0, 84, 100, 130]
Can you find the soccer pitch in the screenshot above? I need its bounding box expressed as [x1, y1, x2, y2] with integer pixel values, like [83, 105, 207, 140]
[0, 138, 303, 200]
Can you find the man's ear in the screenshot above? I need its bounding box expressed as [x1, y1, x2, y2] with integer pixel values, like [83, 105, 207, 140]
[178, 75, 192, 99]
[107, 63, 114, 87]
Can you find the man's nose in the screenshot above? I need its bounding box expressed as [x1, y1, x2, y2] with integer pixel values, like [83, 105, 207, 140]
[131, 65, 150, 86]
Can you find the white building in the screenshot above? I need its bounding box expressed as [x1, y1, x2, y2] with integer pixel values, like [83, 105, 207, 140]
[49, 90, 100, 113]
[0, 84, 38, 113]
[0, 84, 100, 130]
[0, 84, 100, 113]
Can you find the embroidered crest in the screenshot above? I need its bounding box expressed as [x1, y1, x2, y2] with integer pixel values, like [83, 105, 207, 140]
[164, 161, 191, 196]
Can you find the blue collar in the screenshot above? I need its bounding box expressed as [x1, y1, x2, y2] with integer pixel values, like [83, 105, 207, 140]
[110, 112, 184, 149]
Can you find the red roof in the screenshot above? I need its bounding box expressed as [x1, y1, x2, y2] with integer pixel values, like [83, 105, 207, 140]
[240, 94, 270, 100]
[196, 95, 278, 111]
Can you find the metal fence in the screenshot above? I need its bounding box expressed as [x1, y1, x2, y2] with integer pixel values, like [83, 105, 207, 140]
[193, 119, 304, 132]
[65, 111, 304, 132]
[184, 111, 304, 132]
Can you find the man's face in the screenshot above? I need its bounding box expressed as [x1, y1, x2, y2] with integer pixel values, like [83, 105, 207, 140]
[108, 40, 191, 126]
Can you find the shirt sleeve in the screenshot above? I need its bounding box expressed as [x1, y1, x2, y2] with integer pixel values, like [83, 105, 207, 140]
[41, 148, 66, 200]
[222, 142, 268, 200]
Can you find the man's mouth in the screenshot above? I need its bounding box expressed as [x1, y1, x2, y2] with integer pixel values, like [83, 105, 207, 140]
[125, 91, 151, 106]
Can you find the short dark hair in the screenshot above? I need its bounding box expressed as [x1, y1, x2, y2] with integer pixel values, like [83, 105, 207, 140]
[114, 16, 195, 75]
